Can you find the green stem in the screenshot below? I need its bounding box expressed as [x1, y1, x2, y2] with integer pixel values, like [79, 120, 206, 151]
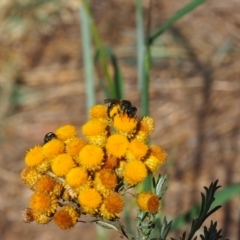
[81, 0, 114, 96]
[79, 4, 95, 110]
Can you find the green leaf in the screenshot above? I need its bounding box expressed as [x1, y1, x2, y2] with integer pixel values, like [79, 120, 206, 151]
[79, 4, 95, 110]
[135, 0, 150, 119]
[159, 216, 173, 240]
[214, 181, 240, 206]
[149, 0, 206, 45]
[104, 47, 124, 99]
[136, 0, 145, 92]
[94, 47, 124, 99]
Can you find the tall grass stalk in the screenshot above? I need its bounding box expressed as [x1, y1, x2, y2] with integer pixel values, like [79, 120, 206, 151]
[79, 4, 95, 110]
[81, 0, 117, 98]
[136, 0, 150, 117]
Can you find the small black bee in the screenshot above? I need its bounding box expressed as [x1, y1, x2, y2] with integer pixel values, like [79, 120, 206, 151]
[104, 99, 137, 118]
[44, 132, 57, 144]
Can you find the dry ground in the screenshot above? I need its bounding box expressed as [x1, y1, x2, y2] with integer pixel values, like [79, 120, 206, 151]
[0, 0, 240, 239]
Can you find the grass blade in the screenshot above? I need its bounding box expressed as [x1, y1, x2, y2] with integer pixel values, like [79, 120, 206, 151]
[107, 48, 124, 99]
[79, 4, 95, 110]
[95, 47, 124, 99]
[136, 0, 151, 191]
[82, 0, 114, 97]
[149, 0, 206, 45]
[136, 0, 145, 92]
[136, 0, 150, 117]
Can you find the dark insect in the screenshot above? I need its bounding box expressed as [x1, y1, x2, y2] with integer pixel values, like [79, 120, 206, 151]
[121, 100, 137, 118]
[44, 132, 57, 144]
[104, 99, 120, 108]
[104, 99, 137, 118]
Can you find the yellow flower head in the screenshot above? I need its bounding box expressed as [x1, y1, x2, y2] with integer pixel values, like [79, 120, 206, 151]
[22, 208, 52, 224]
[86, 135, 108, 148]
[123, 160, 147, 186]
[100, 192, 124, 219]
[35, 158, 52, 173]
[144, 155, 160, 173]
[102, 155, 118, 169]
[78, 145, 104, 170]
[30, 192, 58, 216]
[66, 167, 88, 188]
[89, 104, 108, 119]
[149, 145, 167, 164]
[33, 212, 52, 224]
[55, 124, 77, 141]
[51, 153, 75, 176]
[126, 139, 148, 161]
[135, 117, 155, 141]
[42, 139, 65, 159]
[34, 175, 62, 196]
[82, 119, 107, 136]
[53, 206, 80, 229]
[25, 146, 44, 167]
[106, 134, 129, 158]
[113, 113, 137, 135]
[78, 188, 102, 214]
[94, 169, 117, 195]
[73, 180, 93, 195]
[65, 138, 86, 158]
[144, 145, 167, 173]
[136, 192, 160, 214]
[20, 167, 41, 188]
[138, 116, 155, 134]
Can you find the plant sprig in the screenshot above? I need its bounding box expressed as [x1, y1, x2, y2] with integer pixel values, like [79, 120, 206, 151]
[123, 179, 225, 240]
[171, 180, 223, 240]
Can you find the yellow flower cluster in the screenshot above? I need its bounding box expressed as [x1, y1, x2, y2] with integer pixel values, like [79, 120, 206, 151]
[21, 100, 167, 229]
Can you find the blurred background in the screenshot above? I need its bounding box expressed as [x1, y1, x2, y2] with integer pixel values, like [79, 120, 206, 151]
[0, 0, 240, 239]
